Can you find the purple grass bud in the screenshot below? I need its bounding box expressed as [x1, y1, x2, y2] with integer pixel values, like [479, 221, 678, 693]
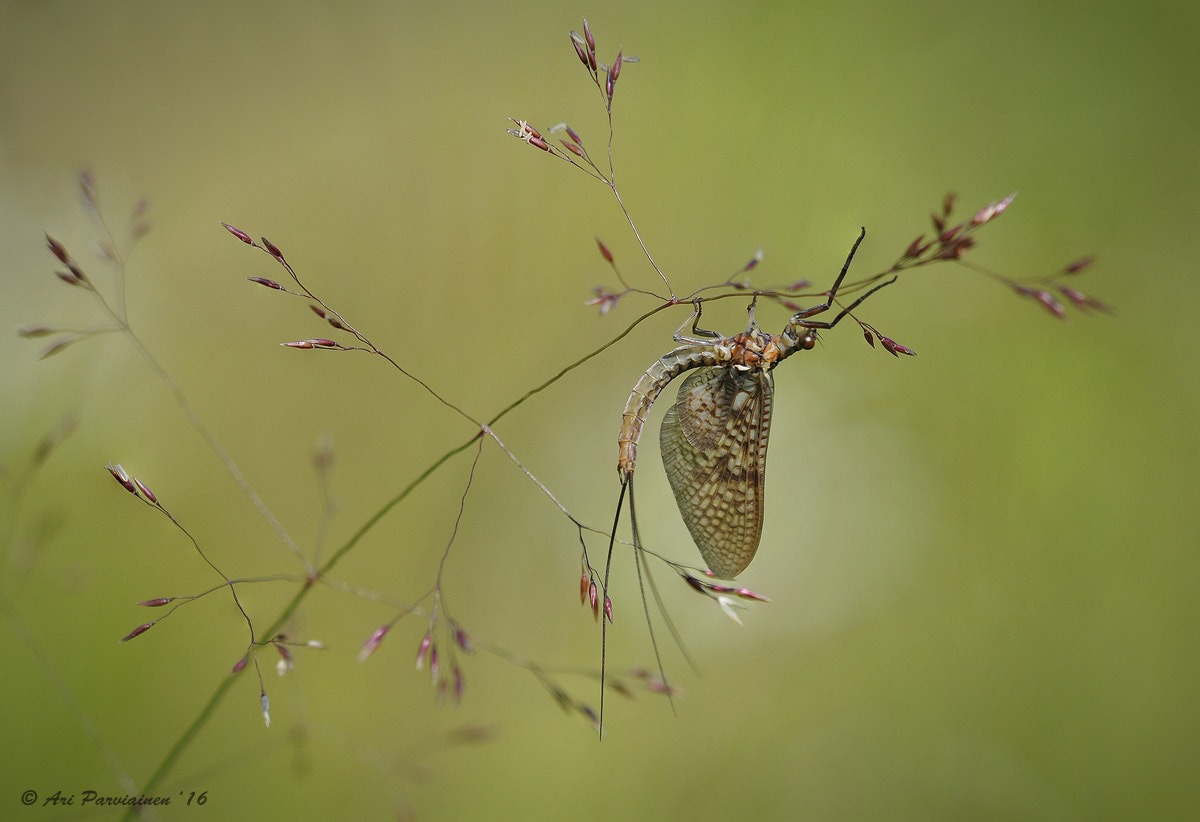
[231, 656, 248, 674]
[1063, 255, 1095, 275]
[261, 237, 285, 262]
[137, 598, 174, 607]
[582, 18, 595, 52]
[248, 277, 282, 289]
[570, 31, 589, 68]
[221, 223, 254, 245]
[357, 624, 391, 663]
[1035, 290, 1066, 319]
[46, 234, 71, 264]
[106, 463, 138, 494]
[120, 623, 154, 642]
[133, 478, 157, 504]
[454, 625, 473, 653]
[734, 587, 772, 603]
[596, 237, 614, 263]
[414, 633, 431, 670]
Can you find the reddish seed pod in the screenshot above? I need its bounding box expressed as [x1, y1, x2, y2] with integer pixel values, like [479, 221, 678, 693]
[46, 234, 71, 264]
[414, 633, 431, 670]
[864, 329, 876, 347]
[589, 581, 599, 620]
[561, 139, 584, 157]
[261, 237, 285, 261]
[1036, 290, 1066, 319]
[611, 49, 623, 82]
[735, 587, 771, 603]
[137, 598, 173, 607]
[582, 18, 595, 52]
[133, 478, 157, 504]
[248, 277, 282, 289]
[221, 223, 254, 245]
[596, 237, 614, 263]
[120, 623, 154, 642]
[580, 572, 589, 604]
[938, 224, 962, 244]
[604, 595, 613, 623]
[455, 626, 473, 653]
[571, 38, 589, 68]
[231, 656, 248, 674]
[106, 463, 138, 494]
[357, 624, 390, 663]
[1064, 255, 1095, 275]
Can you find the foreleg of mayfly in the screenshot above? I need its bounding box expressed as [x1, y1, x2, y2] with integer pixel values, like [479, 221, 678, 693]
[673, 299, 721, 343]
[792, 228, 896, 330]
[793, 227, 867, 323]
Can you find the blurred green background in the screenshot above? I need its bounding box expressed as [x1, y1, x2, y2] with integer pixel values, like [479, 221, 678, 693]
[2, 1, 1197, 819]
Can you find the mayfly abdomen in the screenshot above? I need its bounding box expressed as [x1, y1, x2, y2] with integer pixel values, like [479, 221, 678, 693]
[616, 344, 729, 478]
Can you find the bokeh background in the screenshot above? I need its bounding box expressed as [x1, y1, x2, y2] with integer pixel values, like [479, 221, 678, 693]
[2, 1, 1197, 819]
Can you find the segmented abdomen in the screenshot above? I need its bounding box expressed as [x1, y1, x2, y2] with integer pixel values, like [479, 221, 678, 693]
[617, 343, 728, 478]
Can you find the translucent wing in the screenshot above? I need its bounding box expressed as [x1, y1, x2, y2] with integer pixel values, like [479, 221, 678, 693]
[659, 365, 774, 578]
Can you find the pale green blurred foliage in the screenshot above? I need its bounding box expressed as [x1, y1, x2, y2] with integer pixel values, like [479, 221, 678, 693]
[2, 1, 1197, 820]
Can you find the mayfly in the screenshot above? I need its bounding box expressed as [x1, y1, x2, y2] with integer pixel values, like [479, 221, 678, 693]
[612, 228, 892, 581]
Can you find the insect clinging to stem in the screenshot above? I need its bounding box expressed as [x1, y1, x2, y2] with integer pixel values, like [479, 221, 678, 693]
[608, 227, 891, 583]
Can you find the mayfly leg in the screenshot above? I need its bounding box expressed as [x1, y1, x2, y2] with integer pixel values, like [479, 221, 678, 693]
[673, 298, 721, 343]
[790, 228, 896, 330]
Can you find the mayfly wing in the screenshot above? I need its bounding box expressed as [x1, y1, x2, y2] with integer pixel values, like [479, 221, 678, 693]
[659, 364, 775, 579]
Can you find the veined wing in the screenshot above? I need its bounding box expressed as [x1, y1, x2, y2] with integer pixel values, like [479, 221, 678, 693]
[659, 365, 775, 579]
